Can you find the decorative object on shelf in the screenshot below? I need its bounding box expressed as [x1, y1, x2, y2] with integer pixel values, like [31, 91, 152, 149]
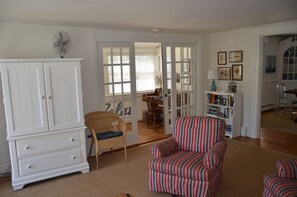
[229, 50, 243, 63]
[228, 81, 237, 93]
[207, 70, 218, 91]
[232, 64, 243, 81]
[217, 51, 227, 65]
[53, 31, 72, 58]
[217, 67, 231, 80]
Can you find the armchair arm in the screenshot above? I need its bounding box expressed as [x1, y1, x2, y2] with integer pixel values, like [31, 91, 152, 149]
[150, 137, 179, 159]
[276, 160, 297, 179]
[203, 139, 228, 168]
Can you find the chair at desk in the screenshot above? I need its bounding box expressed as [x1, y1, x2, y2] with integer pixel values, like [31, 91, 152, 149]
[145, 96, 163, 131]
[276, 84, 297, 119]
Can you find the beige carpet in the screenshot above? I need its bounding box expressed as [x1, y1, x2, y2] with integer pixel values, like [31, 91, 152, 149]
[261, 110, 297, 134]
[1, 139, 297, 197]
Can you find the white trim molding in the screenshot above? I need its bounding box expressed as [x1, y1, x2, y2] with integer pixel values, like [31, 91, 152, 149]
[251, 20, 297, 138]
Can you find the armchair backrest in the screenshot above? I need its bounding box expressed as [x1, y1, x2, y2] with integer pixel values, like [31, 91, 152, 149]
[173, 116, 226, 153]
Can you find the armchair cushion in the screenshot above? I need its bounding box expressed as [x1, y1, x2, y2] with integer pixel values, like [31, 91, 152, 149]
[150, 137, 179, 158]
[174, 116, 225, 153]
[276, 160, 297, 179]
[203, 139, 228, 168]
[149, 150, 210, 180]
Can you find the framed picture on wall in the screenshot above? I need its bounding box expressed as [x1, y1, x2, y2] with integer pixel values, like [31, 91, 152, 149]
[217, 67, 231, 80]
[217, 51, 227, 65]
[229, 50, 243, 63]
[232, 64, 243, 81]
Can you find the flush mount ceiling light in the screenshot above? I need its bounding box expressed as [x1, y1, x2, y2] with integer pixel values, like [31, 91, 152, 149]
[152, 28, 160, 32]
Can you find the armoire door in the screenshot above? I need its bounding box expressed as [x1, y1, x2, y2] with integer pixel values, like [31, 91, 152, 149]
[0, 62, 48, 137]
[44, 61, 84, 131]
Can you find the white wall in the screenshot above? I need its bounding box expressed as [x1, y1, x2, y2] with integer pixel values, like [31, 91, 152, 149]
[0, 22, 202, 174]
[261, 36, 280, 110]
[208, 28, 253, 137]
[207, 21, 297, 138]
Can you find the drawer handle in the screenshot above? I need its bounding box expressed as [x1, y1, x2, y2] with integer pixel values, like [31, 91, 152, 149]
[72, 156, 76, 159]
[70, 138, 75, 142]
[25, 146, 30, 150]
[27, 165, 31, 169]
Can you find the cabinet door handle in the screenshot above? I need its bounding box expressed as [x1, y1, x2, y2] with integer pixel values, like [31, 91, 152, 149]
[70, 138, 74, 142]
[72, 156, 76, 159]
[27, 165, 31, 169]
[41, 96, 45, 99]
[48, 96, 52, 99]
[25, 146, 30, 150]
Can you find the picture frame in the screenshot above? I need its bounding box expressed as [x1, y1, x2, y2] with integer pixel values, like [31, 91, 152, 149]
[229, 50, 243, 63]
[217, 67, 231, 80]
[217, 51, 227, 65]
[232, 64, 243, 81]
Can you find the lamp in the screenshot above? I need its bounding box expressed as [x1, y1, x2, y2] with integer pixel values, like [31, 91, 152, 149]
[208, 70, 218, 91]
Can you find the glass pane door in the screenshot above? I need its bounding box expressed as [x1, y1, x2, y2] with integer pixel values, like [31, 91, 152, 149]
[98, 42, 137, 145]
[162, 44, 195, 134]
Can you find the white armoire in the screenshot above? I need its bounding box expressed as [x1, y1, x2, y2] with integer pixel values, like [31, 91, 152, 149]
[0, 59, 89, 190]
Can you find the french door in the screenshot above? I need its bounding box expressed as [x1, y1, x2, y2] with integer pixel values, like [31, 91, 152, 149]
[98, 42, 196, 142]
[97, 42, 138, 145]
[161, 44, 195, 134]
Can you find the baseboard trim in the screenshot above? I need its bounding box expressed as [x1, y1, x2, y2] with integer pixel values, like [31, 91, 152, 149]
[0, 162, 11, 175]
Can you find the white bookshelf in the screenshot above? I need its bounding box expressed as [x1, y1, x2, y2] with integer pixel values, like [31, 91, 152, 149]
[205, 91, 242, 138]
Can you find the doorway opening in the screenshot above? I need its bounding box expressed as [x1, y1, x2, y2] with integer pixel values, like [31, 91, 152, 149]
[260, 35, 297, 137]
[134, 42, 167, 144]
[98, 41, 196, 145]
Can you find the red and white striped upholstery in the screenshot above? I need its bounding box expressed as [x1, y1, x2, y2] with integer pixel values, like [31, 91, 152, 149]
[149, 116, 227, 197]
[263, 160, 297, 197]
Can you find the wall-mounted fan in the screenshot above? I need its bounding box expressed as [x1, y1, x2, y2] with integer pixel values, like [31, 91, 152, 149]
[53, 31, 72, 58]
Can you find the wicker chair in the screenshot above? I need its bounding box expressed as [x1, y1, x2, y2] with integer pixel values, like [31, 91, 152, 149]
[85, 111, 127, 169]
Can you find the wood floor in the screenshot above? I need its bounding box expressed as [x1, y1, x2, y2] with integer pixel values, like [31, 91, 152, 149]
[133, 112, 297, 156]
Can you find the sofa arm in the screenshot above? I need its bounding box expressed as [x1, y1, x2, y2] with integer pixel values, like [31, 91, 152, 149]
[276, 160, 297, 179]
[203, 139, 228, 168]
[150, 137, 179, 159]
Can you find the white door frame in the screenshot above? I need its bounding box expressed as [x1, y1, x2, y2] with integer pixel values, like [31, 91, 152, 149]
[250, 22, 297, 138]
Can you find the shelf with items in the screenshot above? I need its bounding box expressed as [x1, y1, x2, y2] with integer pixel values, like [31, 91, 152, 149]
[205, 91, 241, 138]
[205, 105, 234, 120]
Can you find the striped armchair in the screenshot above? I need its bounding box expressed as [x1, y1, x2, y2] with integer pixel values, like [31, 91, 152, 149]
[148, 116, 227, 197]
[263, 160, 297, 197]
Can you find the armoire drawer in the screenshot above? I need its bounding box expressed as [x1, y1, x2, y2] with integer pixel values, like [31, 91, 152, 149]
[16, 131, 81, 158]
[18, 149, 82, 177]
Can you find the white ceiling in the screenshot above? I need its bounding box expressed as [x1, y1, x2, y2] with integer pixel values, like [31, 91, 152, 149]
[0, 0, 297, 34]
